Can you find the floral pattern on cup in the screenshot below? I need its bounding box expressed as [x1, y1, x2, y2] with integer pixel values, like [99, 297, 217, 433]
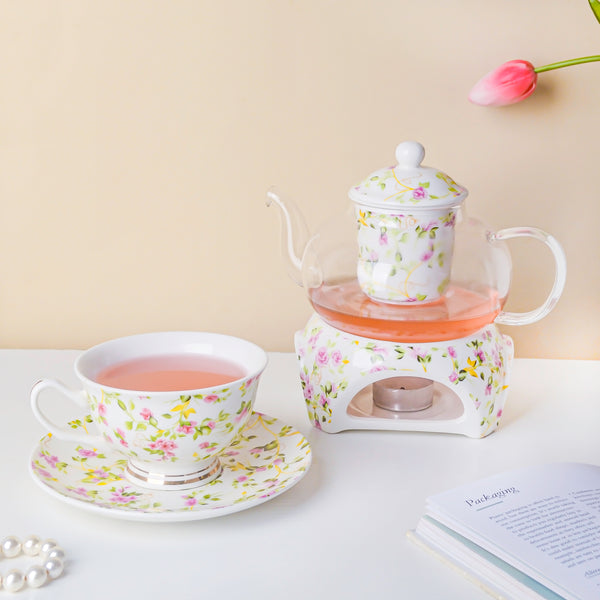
[355, 207, 457, 303]
[84, 378, 259, 466]
[30, 412, 312, 520]
[295, 314, 513, 438]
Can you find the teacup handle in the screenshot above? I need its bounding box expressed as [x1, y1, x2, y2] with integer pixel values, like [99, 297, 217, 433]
[31, 378, 104, 446]
[489, 227, 567, 326]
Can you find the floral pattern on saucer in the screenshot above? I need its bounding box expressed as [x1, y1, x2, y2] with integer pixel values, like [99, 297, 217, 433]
[29, 412, 312, 522]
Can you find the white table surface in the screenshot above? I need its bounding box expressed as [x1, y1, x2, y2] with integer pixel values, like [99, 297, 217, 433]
[2, 350, 599, 599]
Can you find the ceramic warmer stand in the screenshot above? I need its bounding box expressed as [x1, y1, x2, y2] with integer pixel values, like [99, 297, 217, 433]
[295, 314, 514, 438]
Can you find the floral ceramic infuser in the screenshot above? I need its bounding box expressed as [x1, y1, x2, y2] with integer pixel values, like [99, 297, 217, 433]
[267, 141, 566, 438]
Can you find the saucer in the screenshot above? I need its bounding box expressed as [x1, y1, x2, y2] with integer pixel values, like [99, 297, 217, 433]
[29, 412, 312, 522]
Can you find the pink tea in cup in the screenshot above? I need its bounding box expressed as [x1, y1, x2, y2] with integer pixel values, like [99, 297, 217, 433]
[94, 354, 247, 392]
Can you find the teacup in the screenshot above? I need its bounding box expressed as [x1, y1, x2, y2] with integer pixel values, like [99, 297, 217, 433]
[31, 331, 268, 490]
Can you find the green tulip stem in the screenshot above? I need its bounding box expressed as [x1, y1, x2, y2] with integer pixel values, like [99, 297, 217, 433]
[534, 55, 600, 73]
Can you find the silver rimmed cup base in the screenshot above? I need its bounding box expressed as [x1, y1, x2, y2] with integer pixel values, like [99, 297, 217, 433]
[124, 457, 223, 491]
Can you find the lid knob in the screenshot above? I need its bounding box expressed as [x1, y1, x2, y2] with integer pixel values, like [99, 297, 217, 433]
[395, 141, 425, 168]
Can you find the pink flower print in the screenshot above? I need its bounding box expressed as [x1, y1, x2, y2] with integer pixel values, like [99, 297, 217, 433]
[421, 243, 434, 262]
[485, 383, 492, 396]
[369, 364, 386, 374]
[148, 439, 178, 459]
[33, 463, 52, 479]
[448, 371, 458, 383]
[260, 490, 278, 498]
[468, 60, 537, 107]
[203, 394, 219, 404]
[319, 397, 328, 407]
[313, 419, 322, 430]
[447, 346, 457, 358]
[409, 347, 427, 361]
[492, 349, 502, 368]
[496, 409, 503, 418]
[475, 349, 485, 363]
[236, 475, 248, 483]
[78, 448, 98, 458]
[184, 496, 197, 507]
[316, 347, 329, 366]
[110, 490, 134, 504]
[444, 213, 456, 228]
[73, 487, 89, 497]
[331, 350, 343, 367]
[379, 231, 388, 245]
[140, 408, 153, 421]
[198, 441, 211, 449]
[372, 345, 388, 356]
[177, 421, 197, 434]
[116, 428, 129, 447]
[97, 403, 107, 416]
[235, 406, 249, 423]
[412, 186, 427, 200]
[303, 383, 314, 400]
[92, 468, 109, 482]
[369, 250, 379, 261]
[44, 454, 59, 468]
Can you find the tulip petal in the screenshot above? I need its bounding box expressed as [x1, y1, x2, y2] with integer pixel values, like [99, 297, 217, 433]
[468, 60, 537, 107]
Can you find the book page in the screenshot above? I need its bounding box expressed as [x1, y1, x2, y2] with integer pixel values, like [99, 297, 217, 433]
[425, 463, 600, 600]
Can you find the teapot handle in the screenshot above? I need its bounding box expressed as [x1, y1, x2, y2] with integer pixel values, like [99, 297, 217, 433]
[489, 227, 567, 326]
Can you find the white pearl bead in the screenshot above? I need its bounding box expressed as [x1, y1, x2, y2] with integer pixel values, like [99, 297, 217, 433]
[44, 557, 64, 580]
[3, 569, 25, 592]
[39, 539, 58, 559]
[25, 564, 48, 588]
[47, 547, 65, 562]
[22, 535, 42, 556]
[1, 536, 21, 558]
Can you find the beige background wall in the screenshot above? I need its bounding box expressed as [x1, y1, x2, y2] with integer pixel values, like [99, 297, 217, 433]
[0, 1, 598, 357]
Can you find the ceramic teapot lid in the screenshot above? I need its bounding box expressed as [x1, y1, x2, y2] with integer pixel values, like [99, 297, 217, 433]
[348, 141, 468, 210]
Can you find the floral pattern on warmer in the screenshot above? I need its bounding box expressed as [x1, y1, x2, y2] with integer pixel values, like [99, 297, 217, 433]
[296, 314, 513, 438]
[355, 207, 457, 303]
[30, 412, 311, 520]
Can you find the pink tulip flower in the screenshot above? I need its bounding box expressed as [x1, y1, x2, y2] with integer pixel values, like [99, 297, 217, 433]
[469, 56, 600, 107]
[468, 60, 537, 107]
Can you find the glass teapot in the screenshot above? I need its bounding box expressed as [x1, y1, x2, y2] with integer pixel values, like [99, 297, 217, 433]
[267, 141, 566, 342]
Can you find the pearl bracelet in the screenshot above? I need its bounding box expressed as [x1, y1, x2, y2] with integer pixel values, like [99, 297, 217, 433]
[0, 535, 64, 592]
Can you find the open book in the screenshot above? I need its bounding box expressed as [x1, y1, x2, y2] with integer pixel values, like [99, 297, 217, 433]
[409, 463, 600, 600]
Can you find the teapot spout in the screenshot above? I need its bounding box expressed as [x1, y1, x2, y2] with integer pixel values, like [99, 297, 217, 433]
[266, 188, 310, 286]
